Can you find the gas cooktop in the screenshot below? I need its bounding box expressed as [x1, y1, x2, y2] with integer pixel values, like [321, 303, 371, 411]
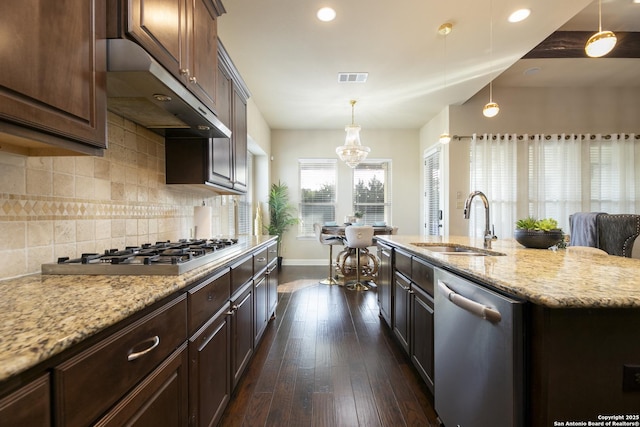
[41, 238, 242, 276]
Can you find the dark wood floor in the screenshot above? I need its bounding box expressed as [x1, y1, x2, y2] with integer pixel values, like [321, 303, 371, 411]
[218, 266, 440, 427]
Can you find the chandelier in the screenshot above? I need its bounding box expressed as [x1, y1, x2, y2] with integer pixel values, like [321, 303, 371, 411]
[336, 100, 370, 168]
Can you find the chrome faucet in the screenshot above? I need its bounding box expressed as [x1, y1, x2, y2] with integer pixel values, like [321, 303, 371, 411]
[463, 190, 496, 249]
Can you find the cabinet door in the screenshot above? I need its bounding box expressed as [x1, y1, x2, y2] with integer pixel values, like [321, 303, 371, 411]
[94, 344, 189, 427]
[0, 374, 50, 427]
[0, 0, 106, 153]
[392, 271, 411, 354]
[253, 275, 268, 345]
[215, 60, 232, 128]
[128, 0, 185, 83]
[231, 89, 248, 192]
[266, 259, 278, 319]
[186, 0, 218, 111]
[188, 308, 231, 427]
[411, 284, 435, 393]
[377, 244, 393, 327]
[231, 284, 253, 390]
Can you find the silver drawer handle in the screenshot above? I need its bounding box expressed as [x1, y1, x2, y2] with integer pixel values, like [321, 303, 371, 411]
[127, 336, 160, 361]
[256, 257, 266, 262]
[437, 280, 502, 323]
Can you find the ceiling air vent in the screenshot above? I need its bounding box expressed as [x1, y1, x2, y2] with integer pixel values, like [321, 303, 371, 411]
[338, 72, 368, 83]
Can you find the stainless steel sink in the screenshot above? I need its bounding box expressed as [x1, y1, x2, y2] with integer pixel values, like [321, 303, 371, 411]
[411, 243, 505, 256]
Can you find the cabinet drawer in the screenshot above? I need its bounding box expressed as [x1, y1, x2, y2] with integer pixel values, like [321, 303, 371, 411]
[231, 254, 253, 295]
[188, 268, 230, 335]
[266, 241, 278, 263]
[54, 295, 187, 427]
[412, 257, 434, 296]
[395, 248, 412, 278]
[253, 248, 268, 275]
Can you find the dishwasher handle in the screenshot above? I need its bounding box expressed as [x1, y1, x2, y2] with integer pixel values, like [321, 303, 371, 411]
[438, 280, 502, 323]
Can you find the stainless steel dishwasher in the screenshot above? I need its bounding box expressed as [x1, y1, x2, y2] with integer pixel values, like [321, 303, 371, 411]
[434, 268, 525, 427]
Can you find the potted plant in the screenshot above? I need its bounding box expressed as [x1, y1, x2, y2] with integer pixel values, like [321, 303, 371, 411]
[265, 181, 299, 268]
[514, 217, 564, 249]
[353, 211, 364, 224]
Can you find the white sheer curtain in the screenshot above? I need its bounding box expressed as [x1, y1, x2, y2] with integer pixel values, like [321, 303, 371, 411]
[589, 133, 640, 213]
[527, 134, 582, 232]
[469, 134, 518, 239]
[469, 133, 640, 240]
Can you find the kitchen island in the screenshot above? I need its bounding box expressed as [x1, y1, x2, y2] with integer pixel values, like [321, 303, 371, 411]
[376, 235, 640, 426]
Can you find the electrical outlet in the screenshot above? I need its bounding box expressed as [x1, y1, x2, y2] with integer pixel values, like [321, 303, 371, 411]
[622, 364, 640, 392]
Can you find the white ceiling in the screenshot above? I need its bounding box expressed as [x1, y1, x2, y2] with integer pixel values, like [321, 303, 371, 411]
[217, 0, 640, 131]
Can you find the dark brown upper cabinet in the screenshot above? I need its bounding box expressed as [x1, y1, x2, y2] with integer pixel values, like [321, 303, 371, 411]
[165, 41, 249, 194]
[0, 0, 107, 156]
[108, 0, 225, 115]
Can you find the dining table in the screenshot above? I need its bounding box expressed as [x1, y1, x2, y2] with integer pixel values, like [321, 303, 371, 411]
[320, 224, 396, 284]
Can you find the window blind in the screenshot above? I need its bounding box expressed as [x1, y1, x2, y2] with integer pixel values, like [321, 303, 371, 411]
[424, 149, 441, 236]
[298, 159, 337, 237]
[352, 160, 391, 224]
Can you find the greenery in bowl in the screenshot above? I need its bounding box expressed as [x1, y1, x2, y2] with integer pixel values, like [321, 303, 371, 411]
[514, 217, 565, 248]
[515, 217, 561, 231]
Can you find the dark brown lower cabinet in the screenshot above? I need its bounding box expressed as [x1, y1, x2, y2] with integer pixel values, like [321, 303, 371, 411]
[254, 274, 268, 345]
[377, 243, 393, 327]
[392, 269, 435, 393]
[410, 283, 435, 392]
[0, 374, 50, 427]
[393, 271, 411, 354]
[231, 282, 254, 390]
[188, 306, 231, 427]
[94, 344, 189, 427]
[266, 259, 278, 319]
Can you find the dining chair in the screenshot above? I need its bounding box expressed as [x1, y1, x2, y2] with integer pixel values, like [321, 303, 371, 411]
[343, 225, 375, 291]
[313, 223, 343, 285]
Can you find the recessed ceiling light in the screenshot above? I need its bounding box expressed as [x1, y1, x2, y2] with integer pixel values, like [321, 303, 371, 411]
[317, 7, 336, 22]
[508, 8, 531, 23]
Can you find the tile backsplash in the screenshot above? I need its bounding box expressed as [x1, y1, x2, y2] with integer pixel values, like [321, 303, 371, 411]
[0, 112, 232, 280]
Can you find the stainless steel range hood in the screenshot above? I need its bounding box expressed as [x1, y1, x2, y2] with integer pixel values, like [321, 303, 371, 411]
[106, 39, 231, 139]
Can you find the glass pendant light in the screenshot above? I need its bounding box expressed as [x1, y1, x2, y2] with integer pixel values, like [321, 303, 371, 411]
[483, 0, 500, 118]
[438, 23, 452, 144]
[336, 100, 370, 168]
[585, 0, 617, 58]
[483, 82, 500, 118]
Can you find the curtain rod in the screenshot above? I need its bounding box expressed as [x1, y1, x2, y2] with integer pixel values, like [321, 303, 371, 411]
[452, 134, 639, 141]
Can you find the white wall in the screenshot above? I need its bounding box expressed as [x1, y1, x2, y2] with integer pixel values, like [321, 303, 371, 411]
[246, 98, 272, 232]
[270, 128, 421, 265]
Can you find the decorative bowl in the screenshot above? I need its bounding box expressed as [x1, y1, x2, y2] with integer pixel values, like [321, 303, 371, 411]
[514, 229, 564, 249]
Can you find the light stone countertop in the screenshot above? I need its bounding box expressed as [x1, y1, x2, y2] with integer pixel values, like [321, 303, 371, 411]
[0, 235, 276, 384]
[377, 235, 640, 309]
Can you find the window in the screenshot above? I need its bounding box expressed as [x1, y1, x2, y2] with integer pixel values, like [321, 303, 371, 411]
[228, 152, 253, 235]
[298, 159, 337, 237]
[424, 148, 441, 236]
[352, 160, 391, 224]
